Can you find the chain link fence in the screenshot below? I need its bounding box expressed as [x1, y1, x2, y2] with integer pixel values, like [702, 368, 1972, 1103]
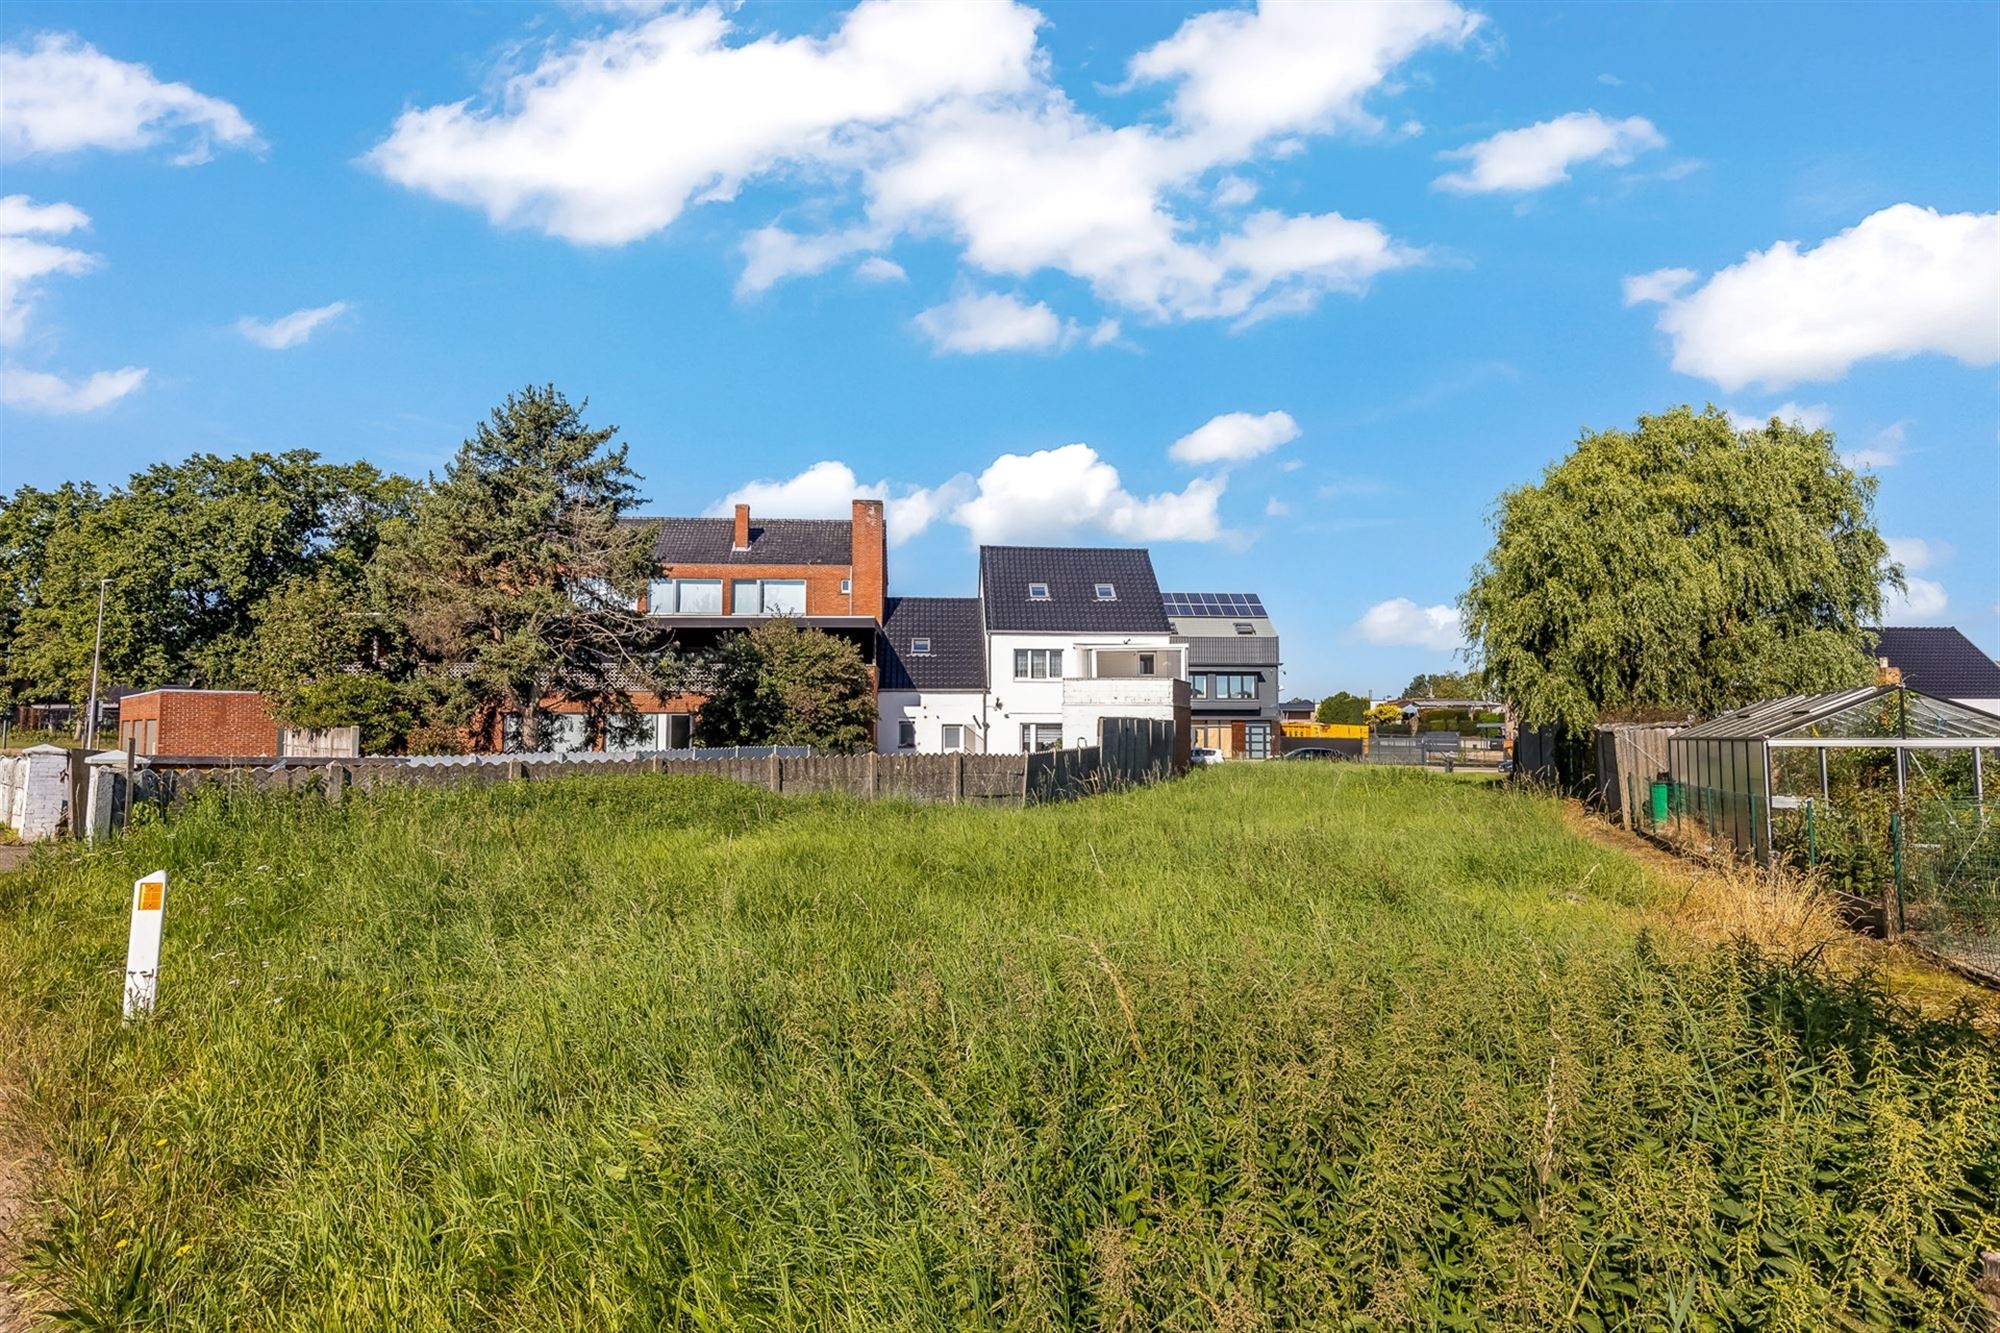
[1620, 772, 2000, 980]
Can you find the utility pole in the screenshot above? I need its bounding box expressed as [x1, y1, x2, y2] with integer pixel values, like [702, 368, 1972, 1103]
[84, 576, 108, 749]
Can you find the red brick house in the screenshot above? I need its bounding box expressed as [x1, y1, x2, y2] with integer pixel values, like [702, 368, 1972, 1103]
[504, 499, 888, 750]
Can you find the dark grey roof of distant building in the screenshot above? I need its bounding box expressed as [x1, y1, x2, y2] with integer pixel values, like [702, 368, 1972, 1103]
[1871, 626, 2000, 698]
[633, 516, 854, 566]
[880, 597, 986, 691]
[978, 546, 1170, 633]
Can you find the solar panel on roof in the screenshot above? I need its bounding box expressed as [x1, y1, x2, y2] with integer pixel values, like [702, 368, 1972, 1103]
[1162, 592, 1268, 618]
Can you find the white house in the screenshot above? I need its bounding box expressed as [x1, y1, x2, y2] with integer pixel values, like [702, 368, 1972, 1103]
[876, 597, 989, 753]
[879, 546, 1189, 754]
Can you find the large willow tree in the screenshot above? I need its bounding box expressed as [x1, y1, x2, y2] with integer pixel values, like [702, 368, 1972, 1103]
[1460, 406, 1895, 732]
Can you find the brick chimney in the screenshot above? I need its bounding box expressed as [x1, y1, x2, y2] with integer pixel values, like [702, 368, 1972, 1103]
[732, 503, 751, 551]
[850, 498, 887, 622]
[1876, 658, 1902, 686]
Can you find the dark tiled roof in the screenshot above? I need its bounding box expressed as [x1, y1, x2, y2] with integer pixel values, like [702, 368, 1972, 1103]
[879, 597, 985, 690]
[635, 516, 854, 566]
[978, 546, 1170, 633]
[1871, 626, 2000, 698]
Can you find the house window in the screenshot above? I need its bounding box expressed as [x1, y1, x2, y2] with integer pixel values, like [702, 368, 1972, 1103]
[941, 724, 965, 752]
[1233, 622, 1255, 635]
[840, 578, 852, 595]
[897, 719, 916, 749]
[1027, 582, 1050, 601]
[910, 638, 933, 656]
[1013, 648, 1063, 679]
[1138, 652, 1155, 676]
[732, 579, 807, 615]
[1192, 672, 1258, 700]
[1094, 582, 1116, 601]
[649, 578, 722, 615]
[1021, 722, 1063, 751]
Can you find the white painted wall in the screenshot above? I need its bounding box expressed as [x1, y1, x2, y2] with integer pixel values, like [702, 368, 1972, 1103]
[985, 631, 1182, 752]
[876, 690, 987, 754]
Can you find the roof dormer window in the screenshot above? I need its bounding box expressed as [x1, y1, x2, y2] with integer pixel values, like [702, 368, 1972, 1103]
[1233, 621, 1255, 635]
[910, 638, 932, 656]
[1028, 582, 1050, 601]
[1094, 583, 1116, 601]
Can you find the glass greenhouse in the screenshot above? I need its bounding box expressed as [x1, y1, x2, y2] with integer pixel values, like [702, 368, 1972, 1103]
[1666, 685, 1999, 863]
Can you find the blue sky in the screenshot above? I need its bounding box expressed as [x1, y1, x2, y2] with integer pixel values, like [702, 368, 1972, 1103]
[2, 0, 1995, 700]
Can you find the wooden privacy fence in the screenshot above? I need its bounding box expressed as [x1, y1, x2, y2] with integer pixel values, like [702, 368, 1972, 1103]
[93, 718, 1185, 829]
[1595, 724, 1678, 827]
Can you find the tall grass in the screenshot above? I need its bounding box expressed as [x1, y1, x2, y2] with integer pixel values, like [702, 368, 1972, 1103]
[1, 766, 1995, 1330]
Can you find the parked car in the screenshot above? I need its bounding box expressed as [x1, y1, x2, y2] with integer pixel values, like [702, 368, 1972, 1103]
[1281, 747, 1345, 761]
[1190, 747, 1223, 766]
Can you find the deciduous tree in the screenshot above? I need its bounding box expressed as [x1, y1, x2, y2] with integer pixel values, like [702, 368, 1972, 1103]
[1, 454, 413, 709]
[1460, 406, 1891, 733]
[695, 619, 876, 753]
[1315, 692, 1368, 725]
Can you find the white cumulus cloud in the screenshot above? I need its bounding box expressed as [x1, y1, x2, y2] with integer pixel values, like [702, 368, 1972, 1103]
[1726, 401, 1831, 433]
[853, 255, 906, 283]
[710, 444, 1228, 548]
[1168, 409, 1300, 464]
[1621, 267, 1695, 307]
[1881, 536, 1949, 624]
[0, 365, 146, 414]
[953, 443, 1225, 545]
[369, 0, 1466, 335]
[0, 33, 258, 163]
[369, 3, 1042, 246]
[1354, 597, 1463, 651]
[706, 459, 971, 548]
[1882, 576, 1947, 624]
[0, 194, 97, 345]
[236, 301, 350, 350]
[914, 291, 1070, 354]
[1842, 420, 1908, 470]
[1435, 111, 1664, 194]
[1625, 204, 2000, 390]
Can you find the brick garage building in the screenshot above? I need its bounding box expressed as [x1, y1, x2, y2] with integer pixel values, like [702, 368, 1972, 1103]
[117, 689, 281, 758]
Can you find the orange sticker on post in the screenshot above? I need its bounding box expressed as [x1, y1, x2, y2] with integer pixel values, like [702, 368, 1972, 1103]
[137, 879, 164, 912]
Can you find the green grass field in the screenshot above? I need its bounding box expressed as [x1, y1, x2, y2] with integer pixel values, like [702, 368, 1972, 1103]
[1, 766, 1996, 1331]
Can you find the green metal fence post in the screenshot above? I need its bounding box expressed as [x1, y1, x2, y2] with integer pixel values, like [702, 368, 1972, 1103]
[1890, 812, 1906, 936]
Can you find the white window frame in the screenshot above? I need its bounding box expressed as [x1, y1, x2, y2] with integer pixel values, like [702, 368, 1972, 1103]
[731, 578, 808, 616]
[1013, 648, 1063, 680]
[649, 577, 722, 615]
[840, 577, 852, 595]
[1094, 582, 1116, 601]
[910, 638, 932, 656]
[1021, 722, 1063, 751]
[897, 719, 916, 749]
[941, 724, 965, 752]
[1027, 582, 1051, 601]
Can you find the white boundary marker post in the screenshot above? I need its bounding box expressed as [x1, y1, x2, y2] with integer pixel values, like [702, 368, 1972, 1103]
[124, 870, 168, 1020]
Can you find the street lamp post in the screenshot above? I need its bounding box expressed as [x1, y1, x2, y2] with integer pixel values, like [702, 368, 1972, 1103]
[84, 577, 109, 748]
